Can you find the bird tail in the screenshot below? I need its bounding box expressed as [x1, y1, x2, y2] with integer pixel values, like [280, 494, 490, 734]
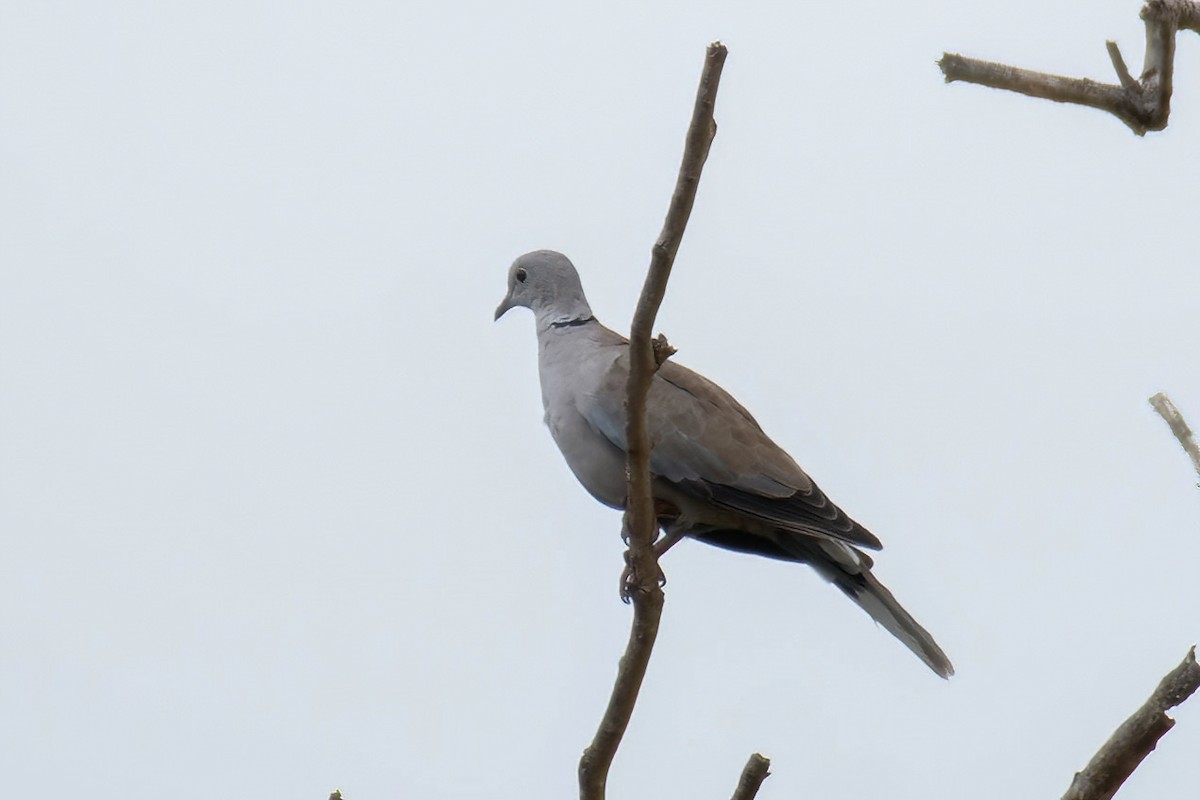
[806, 540, 955, 678]
[694, 528, 954, 677]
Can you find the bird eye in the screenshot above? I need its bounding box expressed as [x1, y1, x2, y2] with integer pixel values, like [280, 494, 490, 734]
[515, 267, 527, 283]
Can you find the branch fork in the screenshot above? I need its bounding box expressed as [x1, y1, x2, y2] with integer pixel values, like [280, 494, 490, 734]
[940, 0, 1200, 134]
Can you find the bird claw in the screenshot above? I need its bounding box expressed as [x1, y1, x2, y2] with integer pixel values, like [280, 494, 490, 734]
[618, 529, 685, 601]
[619, 552, 635, 603]
[619, 554, 667, 602]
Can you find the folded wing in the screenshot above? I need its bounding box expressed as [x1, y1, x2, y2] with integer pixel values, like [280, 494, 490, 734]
[580, 343, 882, 551]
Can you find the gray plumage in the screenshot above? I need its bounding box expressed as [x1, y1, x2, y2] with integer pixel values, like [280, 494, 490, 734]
[495, 249, 953, 678]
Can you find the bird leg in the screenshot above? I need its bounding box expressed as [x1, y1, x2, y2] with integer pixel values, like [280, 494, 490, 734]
[653, 529, 686, 559]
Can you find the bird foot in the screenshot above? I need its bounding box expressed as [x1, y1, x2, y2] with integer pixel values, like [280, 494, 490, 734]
[619, 554, 667, 603]
[618, 531, 684, 602]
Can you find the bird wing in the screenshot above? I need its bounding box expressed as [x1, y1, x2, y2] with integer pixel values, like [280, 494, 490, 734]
[578, 339, 882, 551]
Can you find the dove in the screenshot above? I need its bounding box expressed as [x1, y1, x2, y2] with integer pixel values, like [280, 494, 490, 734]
[495, 249, 952, 677]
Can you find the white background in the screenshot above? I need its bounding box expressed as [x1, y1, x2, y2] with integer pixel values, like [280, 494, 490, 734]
[2, 1, 1198, 798]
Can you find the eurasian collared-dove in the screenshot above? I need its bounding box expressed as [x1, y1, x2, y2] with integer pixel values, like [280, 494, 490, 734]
[495, 249, 953, 678]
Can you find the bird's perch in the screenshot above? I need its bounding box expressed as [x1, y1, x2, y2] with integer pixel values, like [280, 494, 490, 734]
[576, 42, 757, 800]
[940, 0, 1200, 134]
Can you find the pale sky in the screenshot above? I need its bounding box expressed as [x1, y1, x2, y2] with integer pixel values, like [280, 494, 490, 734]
[2, 1, 1198, 798]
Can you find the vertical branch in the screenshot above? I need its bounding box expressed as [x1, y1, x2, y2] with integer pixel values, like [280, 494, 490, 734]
[626, 40, 726, 584]
[1149, 393, 1200, 481]
[576, 41, 728, 800]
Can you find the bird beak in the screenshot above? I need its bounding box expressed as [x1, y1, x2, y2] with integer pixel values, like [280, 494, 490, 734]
[494, 295, 515, 321]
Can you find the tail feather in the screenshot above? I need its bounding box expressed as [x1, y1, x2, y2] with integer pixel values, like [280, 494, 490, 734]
[831, 567, 954, 678]
[794, 537, 954, 678]
[690, 528, 954, 678]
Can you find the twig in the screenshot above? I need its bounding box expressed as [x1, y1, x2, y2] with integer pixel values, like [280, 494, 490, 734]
[1105, 40, 1140, 93]
[730, 753, 772, 800]
[1149, 393, 1200, 482]
[1062, 648, 1200, 800]
[939, 0, 1200, 135]
[576, 41, 727, 800]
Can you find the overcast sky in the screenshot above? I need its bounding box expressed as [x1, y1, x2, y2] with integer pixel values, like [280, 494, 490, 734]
[2, 1, 1198, 798]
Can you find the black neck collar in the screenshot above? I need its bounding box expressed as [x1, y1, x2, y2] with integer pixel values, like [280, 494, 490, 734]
[549, 315, 595, 329]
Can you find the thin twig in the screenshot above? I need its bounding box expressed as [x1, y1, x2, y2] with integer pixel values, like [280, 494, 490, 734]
[1105, 40, 1139, 93]
[1149, 393, 1200, 482]
[1062, 648, 1200, 800]
[940, 0, 1200, 134]
[576, 41, 728, 800]
[730, 753, 772, 800]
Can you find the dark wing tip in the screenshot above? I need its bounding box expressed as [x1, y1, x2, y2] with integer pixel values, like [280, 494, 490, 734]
[702, 482, 885, 551]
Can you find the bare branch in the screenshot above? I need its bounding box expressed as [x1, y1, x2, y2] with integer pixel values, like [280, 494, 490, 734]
[576, 41, 728, 800]
[1058, 398, 1200, 799]
[1062, 648, 1200, 800]
[730, 753, 772, 800]
[937, 53, 1142, 128]
[940, 0, 1200, 134]
[1149, 393, 1200, 482]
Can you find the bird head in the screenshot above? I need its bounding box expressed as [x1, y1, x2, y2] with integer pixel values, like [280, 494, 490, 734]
[494, 250, 594, 327]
